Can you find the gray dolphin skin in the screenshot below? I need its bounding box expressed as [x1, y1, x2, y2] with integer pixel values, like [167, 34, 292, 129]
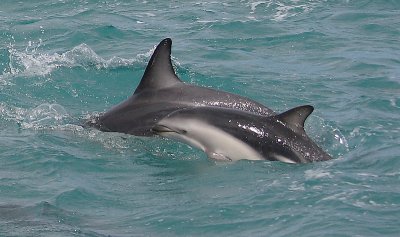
[87, 38, 275, 136]
[152, 106, 332, 163]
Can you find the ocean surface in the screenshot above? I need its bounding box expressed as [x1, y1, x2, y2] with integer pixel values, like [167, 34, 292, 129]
[1, 0, 399, 236]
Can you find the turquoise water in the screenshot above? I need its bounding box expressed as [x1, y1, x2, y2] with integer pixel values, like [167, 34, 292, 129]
[1, 0, 399, 236]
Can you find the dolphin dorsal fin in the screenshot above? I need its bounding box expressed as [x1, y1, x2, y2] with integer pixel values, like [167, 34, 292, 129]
[135, 38, 182, 93]
[277, 105, 314, 134]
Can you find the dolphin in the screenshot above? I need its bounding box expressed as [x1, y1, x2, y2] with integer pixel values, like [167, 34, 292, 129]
[151, 105, 332, 163]
[86, 38, 275, 136]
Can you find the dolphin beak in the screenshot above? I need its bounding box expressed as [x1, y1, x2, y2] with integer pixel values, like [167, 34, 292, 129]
[152, 124, 174, 133]
[151, 124, 187, 135]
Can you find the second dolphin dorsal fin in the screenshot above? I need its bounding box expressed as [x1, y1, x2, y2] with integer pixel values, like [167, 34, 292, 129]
[135, 38, 182, 93]
[276, 105, 314, 134]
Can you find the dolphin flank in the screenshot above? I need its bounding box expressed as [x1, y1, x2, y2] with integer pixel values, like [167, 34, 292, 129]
[86, 38, 275, 136]
[152, 106, 333, 163]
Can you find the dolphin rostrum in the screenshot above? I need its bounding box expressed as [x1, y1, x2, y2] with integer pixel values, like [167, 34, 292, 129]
[86, 38, 275, 136]
[152, 106, 332, 163]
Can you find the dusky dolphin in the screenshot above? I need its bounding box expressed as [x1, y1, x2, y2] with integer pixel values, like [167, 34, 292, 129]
[86, 38, 275, 136]
[152, 105, 332, 163]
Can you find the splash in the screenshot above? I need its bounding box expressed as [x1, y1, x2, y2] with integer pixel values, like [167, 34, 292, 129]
[22, 103, 69, 129]
[0, 102, 70, 129]
[305, 115, 349, 158]
[1, 41, 143, 80]
[0, 102, 147, 151]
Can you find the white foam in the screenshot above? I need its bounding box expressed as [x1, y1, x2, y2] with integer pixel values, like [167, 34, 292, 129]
[249, 1, 269, 14]
[390, 98, 399, 108]
[305, 169, 333, 180]
[288, 181, 305, 191]
[273, 1, 316, 22]
[246, 0, 324, 21]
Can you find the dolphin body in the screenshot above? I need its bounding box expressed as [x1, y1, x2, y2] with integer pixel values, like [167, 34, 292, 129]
[87, 38, 275, 136]
[152, 106, 332, 163]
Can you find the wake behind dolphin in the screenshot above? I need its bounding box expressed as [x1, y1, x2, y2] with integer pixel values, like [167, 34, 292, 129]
[86, 38, 275, 136]
[152, 106, 333, 163]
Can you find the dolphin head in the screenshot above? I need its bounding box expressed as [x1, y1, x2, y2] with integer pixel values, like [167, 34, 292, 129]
[151, 111, 217, 156]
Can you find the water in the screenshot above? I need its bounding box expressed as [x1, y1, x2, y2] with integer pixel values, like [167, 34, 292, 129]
[1, 0, 399, 236]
